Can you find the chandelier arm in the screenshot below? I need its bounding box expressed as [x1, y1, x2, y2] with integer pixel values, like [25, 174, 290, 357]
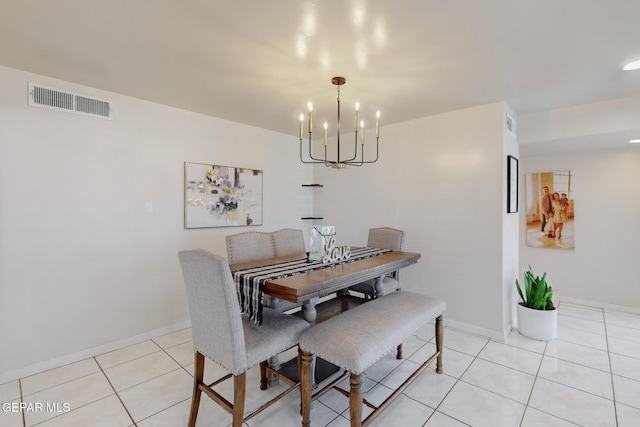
[340, 131, 359, 163]
[306, 133, 327, 162]
[301, 132, 379, 165]
[361, 136, 380, 163]
[345, 136, 380, 165]
[344, 139, 364, 167]
[332, 131, 358, 164]
[307, 133, 321, 161]
[324, 144, 333, 168]
[300, 137, 326, 164]
[346, 137, 380, 164]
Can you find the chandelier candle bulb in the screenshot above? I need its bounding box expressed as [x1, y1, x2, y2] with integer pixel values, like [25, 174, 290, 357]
[376, 111, 380, 138]
[354, 102, 360, 132]
[360, 121, 365, 145]
[299, 113, 304, 140]
[324, 122, 328, 146]
[307, 102, 313, 133]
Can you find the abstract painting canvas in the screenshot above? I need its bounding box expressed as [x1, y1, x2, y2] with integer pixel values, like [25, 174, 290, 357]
[184, 162, 263, 228]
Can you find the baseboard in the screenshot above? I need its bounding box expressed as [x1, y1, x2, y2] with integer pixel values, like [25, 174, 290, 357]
[444, 318, 508, 341]
[556, 295, 640, 315]
[0, 320, 191, 385]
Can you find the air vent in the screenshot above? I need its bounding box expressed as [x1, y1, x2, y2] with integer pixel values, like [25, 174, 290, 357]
[28, 82, 113, 120]
[505, 112, 516, 136]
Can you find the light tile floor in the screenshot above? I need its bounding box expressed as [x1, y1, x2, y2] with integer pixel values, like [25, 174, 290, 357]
[2, 302, 640, 426]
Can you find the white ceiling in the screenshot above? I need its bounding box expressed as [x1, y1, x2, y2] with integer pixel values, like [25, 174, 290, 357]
[2, 0, 640, 151]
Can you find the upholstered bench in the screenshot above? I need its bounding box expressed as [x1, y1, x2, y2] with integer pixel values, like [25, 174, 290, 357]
[299, 290, 445, 427]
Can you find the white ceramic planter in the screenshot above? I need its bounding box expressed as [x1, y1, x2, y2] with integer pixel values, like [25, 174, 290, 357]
[517, 303, 557, 341]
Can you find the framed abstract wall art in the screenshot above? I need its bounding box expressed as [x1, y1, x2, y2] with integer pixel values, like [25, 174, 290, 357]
[184, 162, 263, 228]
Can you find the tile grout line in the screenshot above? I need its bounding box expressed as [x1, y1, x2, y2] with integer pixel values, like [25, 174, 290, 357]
[116, 339, 197, 424]
[517, 328, 570, 426]
[444, 339, 541, 422]
[20, 366, 124, 427]
[520, 301, 562, 425]
[96, 340, 164, 371]
[94, 356, 138, 427]
[540, 352, 612, 375]
[154, 338, 193, 373]
[323, 399, 346, 426]
[19, 378, 25, 427]
[520, 304, 617, 426]
[421, 337, 491, 426]
[603, 309, 620, 427]
[138, 399, 192, 426]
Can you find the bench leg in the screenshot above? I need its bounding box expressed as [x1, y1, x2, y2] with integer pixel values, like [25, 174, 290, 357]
[349, 373, 363, 427]
[301, 350, 313, 427]
[435, 315, 443, 374]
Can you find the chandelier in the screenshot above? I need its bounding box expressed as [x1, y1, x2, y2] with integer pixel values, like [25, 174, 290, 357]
[299, 76, 380, 169]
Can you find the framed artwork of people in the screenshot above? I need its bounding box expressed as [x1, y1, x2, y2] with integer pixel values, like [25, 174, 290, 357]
[525, 171, 575, 250]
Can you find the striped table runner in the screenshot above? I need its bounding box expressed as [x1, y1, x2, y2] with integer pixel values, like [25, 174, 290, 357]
[233, 247, 391, 324]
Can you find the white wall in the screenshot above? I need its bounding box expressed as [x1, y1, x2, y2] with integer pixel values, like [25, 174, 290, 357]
[520, 148, 640, 309]
[502, 106, 520, 335]
[313, 103, 514, 338]
[518, 98, 640, 311]
[0, 66, 312, 382]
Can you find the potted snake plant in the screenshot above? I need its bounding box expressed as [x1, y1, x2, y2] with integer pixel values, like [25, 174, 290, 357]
[516, 266, 557, 341]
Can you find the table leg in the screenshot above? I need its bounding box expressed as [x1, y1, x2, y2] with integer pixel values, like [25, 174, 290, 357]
[267, 354, 281, 386]
[300, 297, 321, 387]
[374, 275, 385, 298]
[302, 297, 319, 323]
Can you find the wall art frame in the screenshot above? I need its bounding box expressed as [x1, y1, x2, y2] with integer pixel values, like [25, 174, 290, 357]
[184, 162, 263, 229]
[525, 170, 575, 250]
[507, 155, 519, 213]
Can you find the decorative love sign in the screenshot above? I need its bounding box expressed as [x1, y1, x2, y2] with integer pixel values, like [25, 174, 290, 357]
[321, 235, 351, 264]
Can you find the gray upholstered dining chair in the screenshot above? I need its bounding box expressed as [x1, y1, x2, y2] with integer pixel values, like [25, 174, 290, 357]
[225, 231, 276, 265]
[271, 229, 307, 311]
[272, 228, 307, 258]
[226, 230, 303, 312]
[178, 249, 310, 427]
[349, 227, 405, 298]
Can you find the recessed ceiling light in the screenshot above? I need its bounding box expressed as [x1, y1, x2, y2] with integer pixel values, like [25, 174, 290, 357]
[623, 60, 640, 71]
[630, 139, 640, 144]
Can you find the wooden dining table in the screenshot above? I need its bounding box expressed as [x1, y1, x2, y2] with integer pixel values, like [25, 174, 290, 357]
[230, 249, 421, 323]
[230, 248, 421, 386]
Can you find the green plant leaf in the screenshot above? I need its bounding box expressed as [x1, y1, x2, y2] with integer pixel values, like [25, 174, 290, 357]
[516, 279, 525, 304]
[516, 266, 553, 310]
